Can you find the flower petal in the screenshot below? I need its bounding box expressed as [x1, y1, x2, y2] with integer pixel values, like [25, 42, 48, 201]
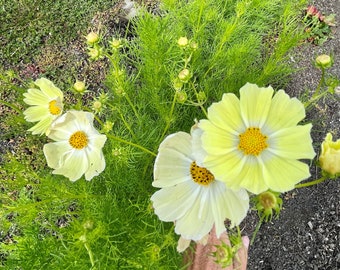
[153, 133, 193, 187]
[263, 90, 306, 133]
[23, 88, 50, 105]
[268, 124, 316, 159]
[239, 83, 274, 128]
[220, 188, 249, 227]
[43, 141, 72, 169]
[23, 106, 49, 122]
[203, 93, 244, 134]
[174, 190, 214, 241]
[228, 155, 268, 194]
[52, 150, 88, 181]
[200, 124, 238, 156]
[158, 132, 192, 156]
[35, 78, 63, 100]
[151, 181, 200, 222]
[89, 134, 107, 150]
[262, 157, 311, 192]
[28, 116, 54, 135]
[84, 148, 106, 180]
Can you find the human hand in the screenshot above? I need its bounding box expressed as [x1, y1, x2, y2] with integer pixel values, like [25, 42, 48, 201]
[183, 228, 249, 270]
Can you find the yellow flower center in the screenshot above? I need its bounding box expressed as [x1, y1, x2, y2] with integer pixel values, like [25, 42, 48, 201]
[69, 131, 88, 149]
[190, 161, 214, 186]
[49, 99, 62, 115]
[238, 127, 268, 156]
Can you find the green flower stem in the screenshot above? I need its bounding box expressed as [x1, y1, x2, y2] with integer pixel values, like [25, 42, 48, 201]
[84, 242, 96, 268]
[159, 92, 177, 142]
[250, 216, 263, 245]
[123, 93, 140, 121]
[106, 134, 156, 157]
[107, 103, 136, 139]
[0, 99, 22, 114]
[93, 114, 104, 126]
[107, 52, 140, 121]
[304, 88, 329, 108]
[304, 68, 325, 108]
[190, 82, 208, 118]
[294, 176, 328, 188]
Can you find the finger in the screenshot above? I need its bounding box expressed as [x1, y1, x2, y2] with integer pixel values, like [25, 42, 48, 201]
[232, 236, 249, 270]
[185, 228, 231, 270]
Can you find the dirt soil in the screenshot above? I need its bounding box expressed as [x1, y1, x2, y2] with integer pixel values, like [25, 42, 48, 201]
[245, 1, 340, 269]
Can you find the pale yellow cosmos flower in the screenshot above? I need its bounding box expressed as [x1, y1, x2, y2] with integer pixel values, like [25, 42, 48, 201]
[151, 130, 249, 252]
[199, 83, 316, 194]
[23, 78, 64, 135]
[319, 133, 340, 176]
[43, 110, 107, 181]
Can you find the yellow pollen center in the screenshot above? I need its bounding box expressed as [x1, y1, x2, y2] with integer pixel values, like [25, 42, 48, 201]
[49, 100, 62, 115]
[238, 127, 268, 156]
[69, 131, 88, 149]
[190, 161, 214, 186]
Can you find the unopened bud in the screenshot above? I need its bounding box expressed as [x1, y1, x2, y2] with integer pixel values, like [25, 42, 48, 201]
[197, 91, 206, 103]
[103, 121, 114, 133]
[86, 32, 100, 44]
[73, 80, 86, 93]
[319, 133, 340, 177]
[88, 47, 103, 60]
[173, 78, 183, 90]
[176, 91, 187, 103]
[110, 38, 122, 50]
[315, 54, 333, 69]
[177, 36, 189, 47]
[83, 220, 94, 230]
[178, 69, 191, 83]
[190, 41, 198, 51]
[254, 190, 282, 222]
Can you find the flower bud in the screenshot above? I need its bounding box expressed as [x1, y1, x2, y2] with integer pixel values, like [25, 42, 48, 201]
[115, 87, 126, 96]
[172, 78, 183, 91]
[93, 101, 102, 110]
[254, 190, 282, 222]
[103, 121, 114, 133]
[86, 32, 100, 44]
[92, 100, 104, 114]
[197, 91, 206, 103]
[83, 220, 94, 230]
[73, 80, 86, 93]
[306, 5, 318, 16]
[178, 68, 191, 83]
[315, 54, 333, 69]
[177, 36, 188, 47]
[79, 234, 87, 243]
[190, 41, 198, 51]
[88, 47, 103, 60]
[176, 91, 187, 103]
[319, 133, 340, 177]
[110, 38, 122, 50]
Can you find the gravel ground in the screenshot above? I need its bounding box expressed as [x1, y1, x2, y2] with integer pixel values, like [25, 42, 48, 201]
[246, 0, 340, 269]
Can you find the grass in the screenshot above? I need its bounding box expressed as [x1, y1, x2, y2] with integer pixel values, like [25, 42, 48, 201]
[0, 0, 327, 269]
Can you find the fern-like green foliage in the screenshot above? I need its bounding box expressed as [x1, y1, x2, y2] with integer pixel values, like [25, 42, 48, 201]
[1, 0, 307, 268]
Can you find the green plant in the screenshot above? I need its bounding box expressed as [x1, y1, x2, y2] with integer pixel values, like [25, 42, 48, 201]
[4, 0, 339, 269]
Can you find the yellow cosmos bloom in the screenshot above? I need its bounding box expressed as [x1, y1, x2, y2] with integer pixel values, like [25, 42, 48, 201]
[43, 110, 107, 181]
[151, 130, 249, 251]
[23, 78, 64, 135]
[319, 133, 340, 176]
[199, 83, 316, 194]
